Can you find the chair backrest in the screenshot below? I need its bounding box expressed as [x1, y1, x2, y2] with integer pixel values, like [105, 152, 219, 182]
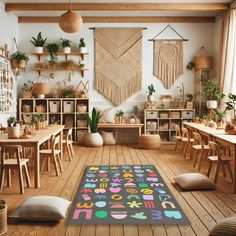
[51, 135, 60, 155]
[66, 128, 73, 142]
[181, 127, 190, 140]
[209, 141, 222, 162]
[1, 145, 22, 166]
[192, 132, 202, 146]
[175, 125, 181, 137]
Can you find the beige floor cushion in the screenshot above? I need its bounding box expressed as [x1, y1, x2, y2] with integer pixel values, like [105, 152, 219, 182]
[9, 196, 71, 221]
[101, 130, 116, 145]
[173, 173, 215, 190]
[139, 134, 161, 150]
[209, 217, 236, 236]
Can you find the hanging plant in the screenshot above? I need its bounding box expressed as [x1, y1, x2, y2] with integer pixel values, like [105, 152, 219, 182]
[10, 51, 29, 69]
[46, 43, 58, 65]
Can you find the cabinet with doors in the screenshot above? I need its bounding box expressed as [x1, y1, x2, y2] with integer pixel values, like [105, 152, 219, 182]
[144, 109, 195, 143]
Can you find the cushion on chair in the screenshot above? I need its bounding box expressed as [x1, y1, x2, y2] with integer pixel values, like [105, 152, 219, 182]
[9, 196, 71, 221]
[209, 217, 236, 236]
[101, 130, 116, 145]
[173, 173, 215, 190]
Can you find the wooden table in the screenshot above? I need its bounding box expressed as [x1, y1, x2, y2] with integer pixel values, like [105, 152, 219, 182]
[183, 122, 236, 193]
[98, 123, 144, 144]
[0, 125, 64, 188]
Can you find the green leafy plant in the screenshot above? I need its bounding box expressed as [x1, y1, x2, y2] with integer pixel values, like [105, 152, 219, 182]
[60, 38, 72, 48]
[7, 117, 18, 127]
[186, 61, 195, 71]
[88, 107, 103, 133]
[10, 51, 29, 63]
[61, 88, 74, 98]
[186, 93, 194, 102]
[46, 43, 58, 64]
[147, 84, 156, 95]
[31, 114, 44, 124]
[30, 32, 47, 47]
[225, 93, 236, 118]
[214, 108, 226, 122]
[79, 38, 86, 48]
[202, 79, 224, 100]
[132, 105, 139, 115]
[116, 110, 124, 117]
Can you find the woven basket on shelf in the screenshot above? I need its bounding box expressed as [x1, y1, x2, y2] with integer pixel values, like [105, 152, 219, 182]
[0, 200, 7, 235]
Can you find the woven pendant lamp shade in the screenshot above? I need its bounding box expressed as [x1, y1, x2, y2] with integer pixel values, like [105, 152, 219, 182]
[58, 0, 83, 33]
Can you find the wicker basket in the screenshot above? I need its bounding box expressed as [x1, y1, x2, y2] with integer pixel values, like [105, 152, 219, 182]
[139, 134, 161, 150]
[0, 200, 7, 235]
[194, 46, 213, 69]
[33, 75, 50, 98]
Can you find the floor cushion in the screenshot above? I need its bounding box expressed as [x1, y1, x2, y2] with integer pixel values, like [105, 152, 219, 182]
[139, 134, 161, 149]
[9, 196, 71, 221]
[101, 130, 116, 145]
[173, 173, 215, 190]
[209, 217, 236, 236]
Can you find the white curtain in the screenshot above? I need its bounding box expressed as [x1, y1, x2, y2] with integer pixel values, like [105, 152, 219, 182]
[222, 4, 236, 95]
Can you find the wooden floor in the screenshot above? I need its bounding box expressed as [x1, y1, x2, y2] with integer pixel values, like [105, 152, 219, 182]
[2, 144, 236, 236]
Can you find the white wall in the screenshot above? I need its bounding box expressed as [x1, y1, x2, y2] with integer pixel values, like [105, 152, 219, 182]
[18, 22, 214, 114]
[0, 3, 18, 126]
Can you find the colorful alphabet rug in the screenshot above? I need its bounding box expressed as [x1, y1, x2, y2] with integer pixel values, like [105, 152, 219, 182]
[68, 165, 189, 225]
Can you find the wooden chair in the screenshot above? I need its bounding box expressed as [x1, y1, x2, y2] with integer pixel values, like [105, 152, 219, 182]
[0, 145, 31, 194]
[62, 128, 74, 161]
[207, 141, 233, 183]
[192, 132, 210, 171]
[40, 135, 63, 176]
[174, 125, 182, 151]
[181, 127, 194, 159]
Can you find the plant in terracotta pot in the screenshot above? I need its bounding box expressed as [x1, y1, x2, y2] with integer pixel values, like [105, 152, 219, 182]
[7, 117, 20, 138]
[60, 38, 72, 53]
[10, 51, 29, 69]
[84, 107, 103, 147]
[202, 79, 224, 109]
[30, 32, 47, 53]
[79, 38, 87, 53]
[147, 84, 156, 102]
[115, 110, 124, 124]
[225, 93, 236, 124]
[214, 108, 226, 129]
[46, 43, 58, 68]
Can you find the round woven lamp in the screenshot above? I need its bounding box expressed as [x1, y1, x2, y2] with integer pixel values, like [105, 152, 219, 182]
[58, 0, 83, 33]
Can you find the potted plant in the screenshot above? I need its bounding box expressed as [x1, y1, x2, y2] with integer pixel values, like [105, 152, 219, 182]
[202, 79, 224, 109]
[84, 107, 103, 147]
[7, 117, 20, 139]
[79, 38, 86, 53]
[225, 93, 236, 124]
[132, 105, 140, 124]
[21, 81, 33, 98]
[46, 43, 58, 68]
[147, 84, 156, 102]
[214, 108, 226, 129]
[10, 51, 29, 69]
[79, 60, 85, 69]
[32, 114, 44, 130]
[60, 38, 72, 54]
[115, 110, 124, 124]
[30, 32, 47, 53]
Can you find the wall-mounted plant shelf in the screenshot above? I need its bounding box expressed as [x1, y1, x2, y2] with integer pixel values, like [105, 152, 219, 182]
[33, 68, 89, 77]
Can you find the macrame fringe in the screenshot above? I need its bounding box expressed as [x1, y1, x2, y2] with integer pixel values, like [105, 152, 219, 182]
[95, 70, 142, 106]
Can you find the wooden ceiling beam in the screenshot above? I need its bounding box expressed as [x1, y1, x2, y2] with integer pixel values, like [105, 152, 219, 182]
[6, 3, 229, 12]
[18, 16, 215, 23]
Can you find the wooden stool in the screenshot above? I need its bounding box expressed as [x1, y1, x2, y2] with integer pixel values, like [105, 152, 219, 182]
[139, 134, 161, 150]
[174, 125, 182, 151]
[181, 127, 194, 159]
[192, 132, 210, 171]
[0, 145, 31, 194]
[62, 128, 74, 161]
[40, 135, 63, 176]
[207, 141, 233, 183]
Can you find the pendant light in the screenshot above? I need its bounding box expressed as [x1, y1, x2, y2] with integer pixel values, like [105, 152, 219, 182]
[58, 0, 83, 33]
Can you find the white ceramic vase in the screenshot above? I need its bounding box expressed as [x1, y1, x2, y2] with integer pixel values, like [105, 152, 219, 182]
[35, 47, 43, 54]
[80, 47, 87, 53]
[8, 126, 20, 139]
[206, 100, 217, 109]
[64, 47, 71, 53]
[148, 95, 155, 102]
[84, 132, 103, 147]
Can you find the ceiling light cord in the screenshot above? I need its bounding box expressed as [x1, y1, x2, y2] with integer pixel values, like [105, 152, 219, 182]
[69, 0, 72, 11]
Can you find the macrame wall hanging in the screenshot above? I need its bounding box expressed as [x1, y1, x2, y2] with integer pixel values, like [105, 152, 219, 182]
[149, 25, 188, 89]
[93, 27, 143, 106]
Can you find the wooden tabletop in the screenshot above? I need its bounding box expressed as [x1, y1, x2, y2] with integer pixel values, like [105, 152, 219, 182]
[0, 125, 65, 145]
[98, 123, 144, 128]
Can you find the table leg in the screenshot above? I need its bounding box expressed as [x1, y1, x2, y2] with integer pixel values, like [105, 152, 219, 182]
[60, 129, 63, 161]
[139, 127, 141, 136]
[35, 144, 40, 188]
[233, 144, 236, 193]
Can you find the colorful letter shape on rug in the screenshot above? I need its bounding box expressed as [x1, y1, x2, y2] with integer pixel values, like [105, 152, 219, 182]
[68, 165, 190, 225]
